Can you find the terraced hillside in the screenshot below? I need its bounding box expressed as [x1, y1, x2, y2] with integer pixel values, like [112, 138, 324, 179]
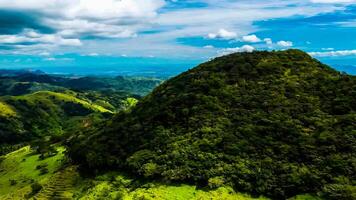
[33, 166, 78, 200]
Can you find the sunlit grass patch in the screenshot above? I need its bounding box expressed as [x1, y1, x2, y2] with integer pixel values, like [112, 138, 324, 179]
[75, 172, 269, 200]
[20, 91, 113, 113]
[0, 101, 16, 118]
[0, 146, 65, 199]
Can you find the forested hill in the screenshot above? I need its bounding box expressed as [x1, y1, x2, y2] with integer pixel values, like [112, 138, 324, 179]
[68, 50, 356, 199]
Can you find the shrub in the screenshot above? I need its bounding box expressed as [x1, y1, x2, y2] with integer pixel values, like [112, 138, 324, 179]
[9, 179, 17, 185]
[31, 182, 43, 194]
[322, 184, 356, 200]
[208, 177, 225, 189]
[36, 163, 48, 170]
[36, 163, 49, 175]
[25, 182, 43, 198]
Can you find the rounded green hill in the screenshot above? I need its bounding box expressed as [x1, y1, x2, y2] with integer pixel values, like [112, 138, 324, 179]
[68, 50, 356, 199]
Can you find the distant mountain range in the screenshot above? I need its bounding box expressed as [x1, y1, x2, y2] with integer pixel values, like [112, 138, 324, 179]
[1, 61, 355, 78]
[0, 69, 45, 77]
[0, 70, 163, 96]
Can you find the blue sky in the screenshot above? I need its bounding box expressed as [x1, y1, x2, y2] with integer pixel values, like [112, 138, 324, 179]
[0, 0, 355, 75]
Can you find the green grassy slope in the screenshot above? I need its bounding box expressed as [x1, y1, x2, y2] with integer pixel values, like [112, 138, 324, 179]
[73, 172, 269, 200]
[74, 172, 321, 200]
[21, 91, 113, 113]
[79, 184, 269, 200]
[0, 146, 65, 199]
[0, 91, 112, 146]
[124, 185, 267, 200]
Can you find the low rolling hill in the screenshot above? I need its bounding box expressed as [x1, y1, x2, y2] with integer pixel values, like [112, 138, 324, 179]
[0, 71, 163, 97]
[0, 71, 161, 155]
[0, 91, 112, 146]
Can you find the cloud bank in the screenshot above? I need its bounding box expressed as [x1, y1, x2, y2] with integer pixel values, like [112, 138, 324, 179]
[0, 0, 354, 61]
[242, 35, 261, 43]
[218, 45, 255, 56]
[309, 50, 356, 57]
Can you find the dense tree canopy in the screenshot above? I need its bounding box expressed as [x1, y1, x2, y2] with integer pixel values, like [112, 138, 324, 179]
[67, 50, 356, 199]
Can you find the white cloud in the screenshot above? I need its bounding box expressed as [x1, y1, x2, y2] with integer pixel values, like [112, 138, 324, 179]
[48, 19, 138, 39]
[264, 38, 273, 45]
[0, 30, 82, 47]
[218, 45, 255, 56]
[322, 47, 334, 50]
[277, 40, 293, 47]
[208, 29, 237, 40]
[203, 45, 214, 49]
[337, 19, 356, 27]
[242, 35, 261, 43]
[0, 0, 165, 19]
[81, 53, 100, 57]
[310, 0, 356, 3]
[309, 49, 356, 57]
[0, 0, 165, 39]
[44, 57, 56, 61]
[88, 53, 99, 56]
[43, 57, 74, 61]
[39, 52, 50, 56]
[239, 45, 255, 52]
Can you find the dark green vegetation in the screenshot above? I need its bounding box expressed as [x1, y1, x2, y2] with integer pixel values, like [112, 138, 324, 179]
[68, 50, 356, 199]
